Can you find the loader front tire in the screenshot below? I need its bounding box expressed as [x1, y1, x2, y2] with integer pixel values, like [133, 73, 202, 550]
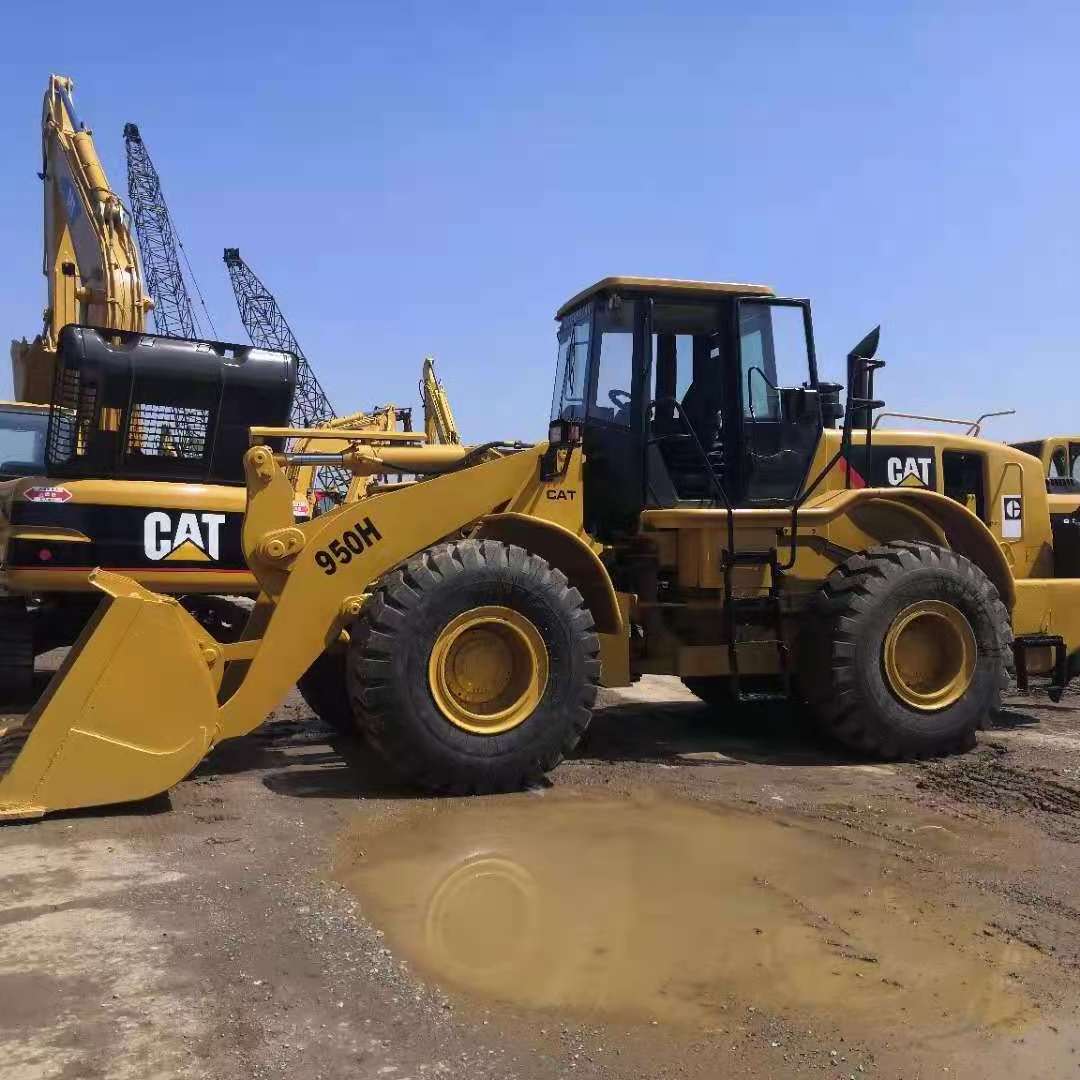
[802, 541, 1010, 759]
[349, 539, 601, 793]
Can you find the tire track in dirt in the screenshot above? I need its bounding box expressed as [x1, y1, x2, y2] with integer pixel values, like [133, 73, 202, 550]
[917, 759, 1080, 815]
[916, 751, 1080, 848]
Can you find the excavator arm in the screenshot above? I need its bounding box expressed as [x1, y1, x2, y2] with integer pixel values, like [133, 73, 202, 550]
[10, 75, 151, 403]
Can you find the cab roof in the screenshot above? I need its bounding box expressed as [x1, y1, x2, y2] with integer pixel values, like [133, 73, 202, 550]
[556, 276, 775, 319]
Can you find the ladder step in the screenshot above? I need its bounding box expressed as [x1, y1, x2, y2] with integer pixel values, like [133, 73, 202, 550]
[1014, 633, 1065, 649]
[723, 545, 789, 693]
[729, 596, 781, 620]
[1012, 634, 1068, 702]
[725, 550, 777, 566]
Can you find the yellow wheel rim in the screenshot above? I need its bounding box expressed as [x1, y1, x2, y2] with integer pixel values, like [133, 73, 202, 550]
[883, 600, 977, 711]
[428, 606, 549, 734]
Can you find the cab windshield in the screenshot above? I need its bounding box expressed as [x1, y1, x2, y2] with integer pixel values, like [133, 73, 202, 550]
[0, 406, 48, 480]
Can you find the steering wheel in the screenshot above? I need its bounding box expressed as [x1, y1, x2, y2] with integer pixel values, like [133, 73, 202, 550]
[608, 389, 632, 409]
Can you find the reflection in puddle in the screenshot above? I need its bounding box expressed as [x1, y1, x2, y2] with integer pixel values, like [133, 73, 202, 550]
[336, 791, 1039, 1033]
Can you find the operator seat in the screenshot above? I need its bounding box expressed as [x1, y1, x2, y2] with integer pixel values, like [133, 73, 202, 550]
[657, 378, 726, 501]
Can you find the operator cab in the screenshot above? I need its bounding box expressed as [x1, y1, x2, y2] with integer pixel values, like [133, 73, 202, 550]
[550, 277, 826, 540]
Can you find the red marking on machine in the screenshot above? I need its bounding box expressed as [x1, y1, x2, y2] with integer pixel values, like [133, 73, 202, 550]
[23, 486, 73, 503]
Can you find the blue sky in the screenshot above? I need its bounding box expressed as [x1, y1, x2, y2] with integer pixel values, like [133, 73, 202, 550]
[2, 3, 1076, 443]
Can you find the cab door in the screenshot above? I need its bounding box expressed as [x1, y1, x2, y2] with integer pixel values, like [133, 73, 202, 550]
[581, 298, 646, 540]
[736, 298, 822, 506]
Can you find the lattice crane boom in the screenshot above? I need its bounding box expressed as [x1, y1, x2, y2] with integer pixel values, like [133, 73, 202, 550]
[224, 248, 351, 500]
[123, 123, 203, 339]
[223, 248, 336, 428]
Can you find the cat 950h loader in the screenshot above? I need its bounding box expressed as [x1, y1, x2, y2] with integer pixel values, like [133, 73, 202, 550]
[3, 275, 1079, 820]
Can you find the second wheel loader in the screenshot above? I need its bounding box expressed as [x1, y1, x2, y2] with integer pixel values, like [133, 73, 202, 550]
[4, 274, 1080, 820]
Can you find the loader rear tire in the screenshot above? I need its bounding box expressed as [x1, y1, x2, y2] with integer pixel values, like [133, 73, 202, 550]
[349, 539, 601, 793]
[297, 649, 355, 735]
[0, 597, 34, 702]
[801, 541, 1010, 759]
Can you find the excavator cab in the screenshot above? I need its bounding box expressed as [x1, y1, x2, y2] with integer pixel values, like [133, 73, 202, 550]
[549, 277, 825, 541]
[0, 402, 49, 480]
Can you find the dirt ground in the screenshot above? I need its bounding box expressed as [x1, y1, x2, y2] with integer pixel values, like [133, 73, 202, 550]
[4, 671, 1080, 1080]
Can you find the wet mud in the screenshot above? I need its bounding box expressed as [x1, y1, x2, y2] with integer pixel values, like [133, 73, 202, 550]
[335, 788, 1052, 1044]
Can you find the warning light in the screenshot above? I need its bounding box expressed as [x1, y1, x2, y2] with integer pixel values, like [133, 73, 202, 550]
[38, 548, 53, 562]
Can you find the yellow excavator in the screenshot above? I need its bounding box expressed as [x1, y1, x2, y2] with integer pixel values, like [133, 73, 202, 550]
[6, 274, 1080, 820]
[0, 75, 451, 697]
[0, 75, 302, 695]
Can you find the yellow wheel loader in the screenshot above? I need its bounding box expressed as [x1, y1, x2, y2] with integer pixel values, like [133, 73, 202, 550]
[5, 275, 1080, 820]
[1012, 436, 1080, 489]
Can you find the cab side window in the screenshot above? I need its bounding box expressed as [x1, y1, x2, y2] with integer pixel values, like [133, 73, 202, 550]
[1050, 447, 1067, 479]
[1070, 444, 1080, 485]
[943, 451, 986, 521]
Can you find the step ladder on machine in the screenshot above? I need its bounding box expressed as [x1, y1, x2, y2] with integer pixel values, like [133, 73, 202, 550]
[1012, 634, 1068, 703]
[722, 546, 789, 702]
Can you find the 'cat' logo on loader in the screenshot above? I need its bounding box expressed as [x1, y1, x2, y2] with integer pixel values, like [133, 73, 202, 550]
[144, 511, 226, 562]
[886, 456, 933, 487]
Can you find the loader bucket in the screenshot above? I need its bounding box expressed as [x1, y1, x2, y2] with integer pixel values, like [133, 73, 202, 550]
[0, 571, 222, 821]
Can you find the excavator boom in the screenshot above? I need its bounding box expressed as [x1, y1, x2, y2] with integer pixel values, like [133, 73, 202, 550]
[11, 75, 150, 403]
[422, 357, 460, 445]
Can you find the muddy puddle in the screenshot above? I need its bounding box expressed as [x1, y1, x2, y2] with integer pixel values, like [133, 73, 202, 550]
[335, 790, 1044, 1038]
